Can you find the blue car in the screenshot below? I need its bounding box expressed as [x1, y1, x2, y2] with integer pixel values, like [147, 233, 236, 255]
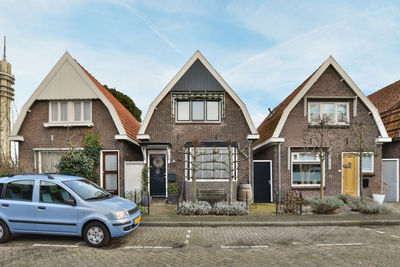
[0, 174, 141, 247]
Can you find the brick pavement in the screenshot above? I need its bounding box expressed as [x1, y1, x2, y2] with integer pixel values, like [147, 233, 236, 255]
[1, 226, 400, 266]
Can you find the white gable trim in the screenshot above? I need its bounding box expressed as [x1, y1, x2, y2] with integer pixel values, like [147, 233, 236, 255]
[10, 52, 136, 145]
[272, 56, 390, 141]
[138, 50, 258, 137]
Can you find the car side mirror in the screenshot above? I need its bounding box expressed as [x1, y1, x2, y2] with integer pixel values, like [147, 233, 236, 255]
[64, 199, 76, 206]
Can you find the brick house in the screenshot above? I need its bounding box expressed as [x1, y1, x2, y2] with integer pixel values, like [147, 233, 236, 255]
[137, 51, 259, 200]
[253, 56, 390, 202]
[369, 81, 400, 201]
[9, 52, 142, 197]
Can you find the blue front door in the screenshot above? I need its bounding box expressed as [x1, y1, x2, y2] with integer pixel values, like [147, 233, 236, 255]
[35, 181, 78, 233]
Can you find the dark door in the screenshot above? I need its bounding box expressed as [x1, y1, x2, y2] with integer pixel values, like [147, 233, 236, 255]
[254, 161, 272, 203]
[102, 151, 119, 195]
[149, 154, 166, 197]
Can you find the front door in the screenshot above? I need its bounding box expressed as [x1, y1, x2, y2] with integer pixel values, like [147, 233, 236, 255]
[382, 159, 399, 202]
[342, 154, 358, 196]
[149, 153, 166, 197]
[103, 151, 119, 195]
[254, 161, 272, 203]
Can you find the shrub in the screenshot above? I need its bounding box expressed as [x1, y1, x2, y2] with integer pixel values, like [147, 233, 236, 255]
[168, 183, 180, 194]
[349, 199, 391, 214]
[311, 197, 344, 214]
[177, 201, 212, 215]
[213, 202, 248, 216]
[305, 196, 320, 206]
[57, 151, 94, 179]
[337, 194, 357, 204]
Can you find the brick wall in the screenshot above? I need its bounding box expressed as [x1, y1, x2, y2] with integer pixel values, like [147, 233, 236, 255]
[255, 66, 383, 200]
[145, 92, 253, 200]
[17, 99, 142, 195]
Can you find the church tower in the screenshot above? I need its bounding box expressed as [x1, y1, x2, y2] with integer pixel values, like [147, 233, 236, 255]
[0, 36, 15, 162]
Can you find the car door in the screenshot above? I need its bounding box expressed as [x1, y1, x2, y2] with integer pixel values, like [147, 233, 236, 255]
[35, 180, 78, 233]
[0, 180, 36, 231]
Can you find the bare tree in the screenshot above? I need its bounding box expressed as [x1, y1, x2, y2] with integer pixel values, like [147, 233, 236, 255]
[346, 121, 378, 201]
[303, 116, 336, 199]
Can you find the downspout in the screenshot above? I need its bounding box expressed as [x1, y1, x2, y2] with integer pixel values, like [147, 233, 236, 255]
[278, 143, 281, 204]
[248, 140, 252, 184]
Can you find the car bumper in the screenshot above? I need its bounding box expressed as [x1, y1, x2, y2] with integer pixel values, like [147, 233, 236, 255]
[109, 211, 141, 238]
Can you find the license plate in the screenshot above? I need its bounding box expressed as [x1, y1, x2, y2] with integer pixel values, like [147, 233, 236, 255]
[134, 216, 141, 225]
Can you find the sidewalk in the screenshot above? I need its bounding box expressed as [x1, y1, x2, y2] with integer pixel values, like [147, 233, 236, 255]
[141, 202, 400, 227]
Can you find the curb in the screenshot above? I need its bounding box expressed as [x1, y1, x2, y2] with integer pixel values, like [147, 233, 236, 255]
[141, 220, 400, 227]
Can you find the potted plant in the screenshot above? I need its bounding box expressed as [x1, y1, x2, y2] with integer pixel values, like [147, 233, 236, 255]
[167, 183, 180, 205]
[141, 167, 152, 206]
[372, 179, 390, 205]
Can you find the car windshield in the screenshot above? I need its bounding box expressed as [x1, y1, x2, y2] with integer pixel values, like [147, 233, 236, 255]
[64, 179, 112, 201]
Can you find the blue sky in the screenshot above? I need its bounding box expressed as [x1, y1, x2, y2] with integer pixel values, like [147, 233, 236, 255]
[1, 0, 400, 126]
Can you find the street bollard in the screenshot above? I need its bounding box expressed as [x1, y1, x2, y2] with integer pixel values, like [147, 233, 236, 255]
[275, 192, 279, 215]
[299, 192, 303, 215]
[246, 191, 248, 211]
[147, 192, 150, 215]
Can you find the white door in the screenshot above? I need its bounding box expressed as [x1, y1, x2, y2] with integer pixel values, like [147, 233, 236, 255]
[382, 159, 399, 202]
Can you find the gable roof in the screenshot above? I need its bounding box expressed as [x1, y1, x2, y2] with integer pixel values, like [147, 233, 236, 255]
[368, 80, 400, 138]
[254, 56, 390, 149]
[10, 51, 141, 145]
[138, 50, 259, 139]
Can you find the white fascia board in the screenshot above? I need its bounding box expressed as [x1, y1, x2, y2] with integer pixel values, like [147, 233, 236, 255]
[115, 134, 140, 146]
[246, 134, 260, 140]
[9, 135, 24, 142]
[272, 56, 389, 139]
[253, 137, 285, 151]
[11, 51, 126, 138]
[138, 50, 258, 135]
[137, 134, 150, 140]
[375, 137, 392, 144]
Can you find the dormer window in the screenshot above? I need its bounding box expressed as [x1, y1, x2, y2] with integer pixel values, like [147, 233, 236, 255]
[176, 100, 220, 122]
[308, 102, 349, 125]
[45, 101, 93, 127]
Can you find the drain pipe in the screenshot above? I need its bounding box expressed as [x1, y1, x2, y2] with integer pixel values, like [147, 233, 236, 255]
[278, 143, 281, 204]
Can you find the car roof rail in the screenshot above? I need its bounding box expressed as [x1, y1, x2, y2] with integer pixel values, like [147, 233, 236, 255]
[8, 172, 39, 177]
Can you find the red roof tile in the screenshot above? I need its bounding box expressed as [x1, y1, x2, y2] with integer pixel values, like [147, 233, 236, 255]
[369, 80, 400, 139]
[254, 70, 316, 146]
[78, 62, 141, 143]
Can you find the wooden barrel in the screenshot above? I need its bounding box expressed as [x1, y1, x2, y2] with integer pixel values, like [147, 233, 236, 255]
[238, 184, 253, 202]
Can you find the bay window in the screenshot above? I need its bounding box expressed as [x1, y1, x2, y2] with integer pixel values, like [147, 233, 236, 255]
[308, 102, 349, 125]
[292, 153, 324, 186]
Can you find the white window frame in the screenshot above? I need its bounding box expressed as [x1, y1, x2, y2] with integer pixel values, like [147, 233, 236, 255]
[45, 101, 93, 127]
[361, 152, 374, 173]
[175, 100, 221, 123]
[291, 152, 325, 187]
[308, 102, 350, 125]
[35, 148, 83, 173]
[186, 146, 236, 182]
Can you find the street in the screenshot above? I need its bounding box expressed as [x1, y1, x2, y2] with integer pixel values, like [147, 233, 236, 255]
[1, 225, 400, 266]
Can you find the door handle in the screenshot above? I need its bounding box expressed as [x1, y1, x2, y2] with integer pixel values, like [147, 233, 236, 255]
[38, 206, 46, 210]
[1, 204, 9, 207]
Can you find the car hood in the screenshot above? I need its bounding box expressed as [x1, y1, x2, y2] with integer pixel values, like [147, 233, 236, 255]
[87, 196, 137, 211]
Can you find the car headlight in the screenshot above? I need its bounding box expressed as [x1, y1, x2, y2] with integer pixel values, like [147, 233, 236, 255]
[114, 210, 129, 220]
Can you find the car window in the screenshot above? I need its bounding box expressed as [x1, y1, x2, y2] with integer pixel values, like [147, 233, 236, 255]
[40, 181, 74, 204]
[64, 179, 110, 200]
[5, 180, 35, 201]
[0, 183, 3, 198]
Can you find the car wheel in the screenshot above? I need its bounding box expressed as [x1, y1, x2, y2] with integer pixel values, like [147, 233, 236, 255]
[0, 220, 10, 244]
[84, 222, 110, 247]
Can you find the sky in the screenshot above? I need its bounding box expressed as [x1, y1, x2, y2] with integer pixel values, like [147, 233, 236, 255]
[1, 0, 400, 126]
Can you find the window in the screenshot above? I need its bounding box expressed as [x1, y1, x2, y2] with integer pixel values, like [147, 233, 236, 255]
[361, 153, 374, 173]
[176, 100, 220, 122]
[39, 150, 67, 173]
[188, 147, 236, 180]
[308, 102, 349, 125]
[5, 180, 34, 201]
[48, 101, 92, 124]
[292, 153, 324, 186]
[40, 181, 74, 204]
[0, 183, 3, 198]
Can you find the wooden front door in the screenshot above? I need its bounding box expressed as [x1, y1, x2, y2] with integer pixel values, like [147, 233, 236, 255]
[103, 151, 119, 195]
[254, 161, 272, 203]
[149, 153, 166, 197]
[342, 154, 358, 196]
